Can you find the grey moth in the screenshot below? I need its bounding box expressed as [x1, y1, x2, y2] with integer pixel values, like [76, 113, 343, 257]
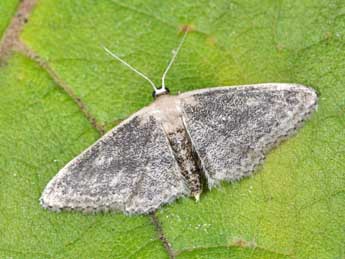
[40, 33, 318, 215]
[41, 83, 317, 214]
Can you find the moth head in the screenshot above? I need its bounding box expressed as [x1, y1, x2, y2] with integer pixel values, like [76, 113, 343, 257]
[152, 87, 170, 99]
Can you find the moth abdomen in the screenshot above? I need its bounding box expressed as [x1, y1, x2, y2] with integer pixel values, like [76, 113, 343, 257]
[166, 126, 204, 200]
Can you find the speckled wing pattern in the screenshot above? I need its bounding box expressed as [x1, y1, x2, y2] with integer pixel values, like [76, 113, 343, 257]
[41, 83, 317, 214]
[40, 112, 189, 214]
[180, 84, 318, 188]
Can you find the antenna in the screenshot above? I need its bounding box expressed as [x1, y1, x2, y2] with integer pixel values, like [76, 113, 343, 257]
[102, 46, 158, 92]
[161, 30, 188, 91]
[102, 30, 188, 97]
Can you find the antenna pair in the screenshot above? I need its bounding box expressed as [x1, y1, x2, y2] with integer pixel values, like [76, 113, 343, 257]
[103, 30, 188, 97]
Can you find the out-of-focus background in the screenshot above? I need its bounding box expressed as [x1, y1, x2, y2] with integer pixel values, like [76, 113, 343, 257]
[0, 1, 344, 258]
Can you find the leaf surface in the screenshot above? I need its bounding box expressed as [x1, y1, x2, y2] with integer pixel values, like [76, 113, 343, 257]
[1, 0, 344, 258]
[0, 0, 19, 37]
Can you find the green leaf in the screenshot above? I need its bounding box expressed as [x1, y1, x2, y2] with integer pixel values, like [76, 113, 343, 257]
[1, 0, 345, 258]
[0, 54, 167, 258]
[0, 0, 19, 37]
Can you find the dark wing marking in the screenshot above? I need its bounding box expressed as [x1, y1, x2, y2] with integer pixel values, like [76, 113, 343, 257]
[40, 111, 189, 214]
[179, 83, 317, 188]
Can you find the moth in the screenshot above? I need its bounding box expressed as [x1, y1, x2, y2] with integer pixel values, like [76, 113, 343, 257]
[40, 31, 318, 214]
